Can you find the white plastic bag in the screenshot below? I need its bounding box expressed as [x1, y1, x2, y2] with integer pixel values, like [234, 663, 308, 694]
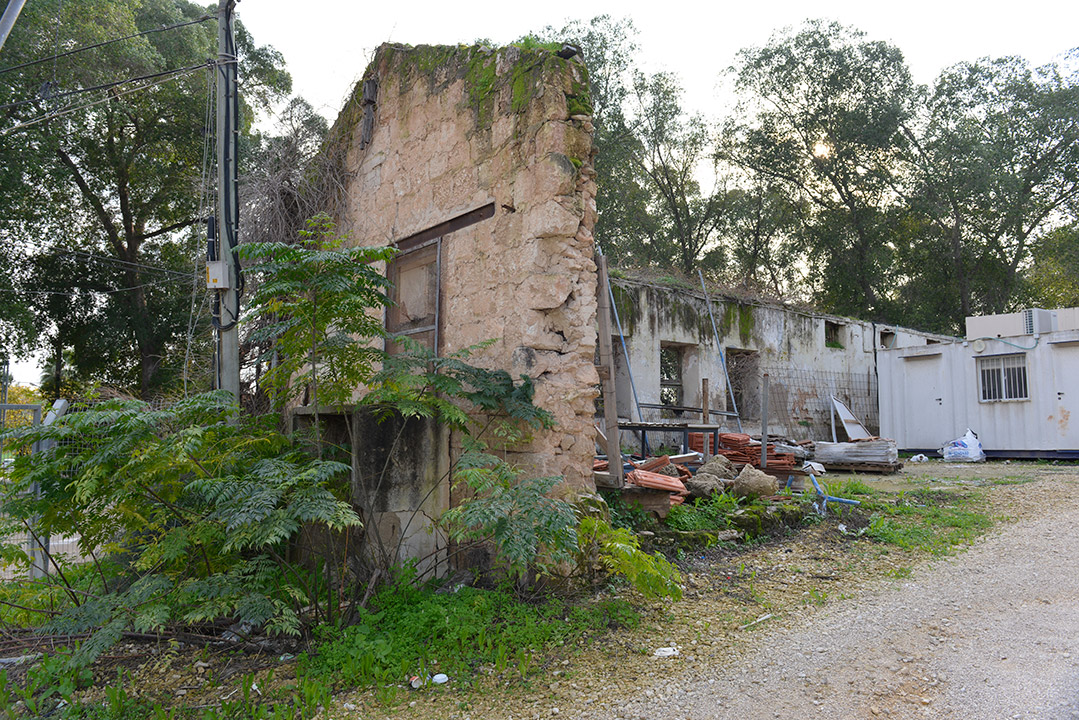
[941, 429, 986, 462]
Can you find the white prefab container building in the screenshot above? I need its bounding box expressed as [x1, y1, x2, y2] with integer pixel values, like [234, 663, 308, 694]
[879, 309, 1079, 459]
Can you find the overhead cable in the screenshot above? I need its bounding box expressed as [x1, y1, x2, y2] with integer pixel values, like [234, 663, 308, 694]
[0, 60, 215, 112]
[0, 14, 214, 77]
[0, 64, 214, 134]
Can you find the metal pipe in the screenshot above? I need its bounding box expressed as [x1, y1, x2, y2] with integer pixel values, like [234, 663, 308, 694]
[698, 270, 742, 432]
[760, 373, 769, 468]
[607, 279, 643, 423]
[0, 0, 27, 52]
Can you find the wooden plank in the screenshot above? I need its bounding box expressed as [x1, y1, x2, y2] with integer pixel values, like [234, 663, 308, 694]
[595, 255, 623, 488]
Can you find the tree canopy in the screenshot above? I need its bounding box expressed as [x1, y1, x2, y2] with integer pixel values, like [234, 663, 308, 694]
[1, 0, 290, 397]
[547, 17, 1079, 332]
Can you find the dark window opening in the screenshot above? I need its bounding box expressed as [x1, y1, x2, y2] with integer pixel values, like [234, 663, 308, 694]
[660, 345, 683, 408]
[726, 348, 760, 421]
[825, 321, 844, 349]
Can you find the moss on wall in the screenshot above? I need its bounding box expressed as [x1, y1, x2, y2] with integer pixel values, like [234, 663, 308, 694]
[738, 304, 755, 345]
[611, 284, 639, 336]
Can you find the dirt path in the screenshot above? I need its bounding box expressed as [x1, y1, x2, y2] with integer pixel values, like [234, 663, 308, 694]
[594, 471, 1079, 720]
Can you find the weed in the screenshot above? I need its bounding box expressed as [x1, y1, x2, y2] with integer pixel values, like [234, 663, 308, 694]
[301, 579, 638, 691]
[665, 492, 741, 532]
[865, 491, 991, 555]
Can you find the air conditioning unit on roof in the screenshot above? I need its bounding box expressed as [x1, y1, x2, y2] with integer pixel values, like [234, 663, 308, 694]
[1023, 308, 1057, 335]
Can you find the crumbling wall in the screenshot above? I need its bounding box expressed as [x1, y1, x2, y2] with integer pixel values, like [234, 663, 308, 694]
[336, 43, 599, 494]
[608, 276, 953, 440]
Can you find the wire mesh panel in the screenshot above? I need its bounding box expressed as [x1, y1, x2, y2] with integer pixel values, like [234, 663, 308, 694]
[761, 366, 879, 442]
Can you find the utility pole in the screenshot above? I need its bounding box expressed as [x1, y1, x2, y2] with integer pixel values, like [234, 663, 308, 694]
[213, 0, 241, 400]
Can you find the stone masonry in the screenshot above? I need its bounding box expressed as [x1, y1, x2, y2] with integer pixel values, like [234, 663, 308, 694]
[336, 43, 599, 494]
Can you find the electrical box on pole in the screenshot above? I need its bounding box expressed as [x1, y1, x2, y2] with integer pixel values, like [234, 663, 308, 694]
[214, 0, 241, 400]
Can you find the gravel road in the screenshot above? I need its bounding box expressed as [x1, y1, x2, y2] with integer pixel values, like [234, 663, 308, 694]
[599, 473, 1079, 720]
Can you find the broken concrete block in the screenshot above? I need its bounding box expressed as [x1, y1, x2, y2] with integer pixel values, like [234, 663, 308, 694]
[699, 455, 736, 480]
[683, 472, 725, 499]
[732, 464, 778, 499]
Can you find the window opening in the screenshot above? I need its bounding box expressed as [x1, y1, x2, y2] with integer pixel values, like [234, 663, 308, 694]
[659, 346, 683, 408]
[726, 348, 760, 421]
[977, 354, 1028, 402]
[825, 321, 844, 349]
[386, 239, 439, 354]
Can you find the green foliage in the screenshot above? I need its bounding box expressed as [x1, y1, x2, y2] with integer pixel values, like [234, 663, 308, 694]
[1028, 224, 1079, 309]
[577, 517, 682, 600]
[0, 391, 360, 662]
[598, 489, 655, 531]
[240, 214, 395, 413]
[865, 491, 992, 554]
[301, 578, 637, 688]
[442, 440, 577, 580]
[362, 338, 553, 437]
[665, 492, 741, 531]
[1, 0, 291, 397]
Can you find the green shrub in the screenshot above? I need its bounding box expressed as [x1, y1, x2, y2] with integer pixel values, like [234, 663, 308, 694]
[664, 492, 741, 531]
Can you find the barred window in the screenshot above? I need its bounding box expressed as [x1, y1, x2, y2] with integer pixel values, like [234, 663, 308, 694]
[977, 354, 1028, 402]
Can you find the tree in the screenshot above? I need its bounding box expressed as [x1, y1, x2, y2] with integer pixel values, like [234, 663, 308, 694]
[626, 71, 729, 274]
[721, 177, 803, 294]
[898, 55, 1079, 326]
[1, 0, 290, 398]
[538, 17, 726, 274]
[239, 214, 394, 449]
[724, 20, 916, 318]
[1028, 224, 1079, 309]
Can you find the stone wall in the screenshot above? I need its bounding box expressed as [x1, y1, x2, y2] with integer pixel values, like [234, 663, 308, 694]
[336, 43, 599, 493]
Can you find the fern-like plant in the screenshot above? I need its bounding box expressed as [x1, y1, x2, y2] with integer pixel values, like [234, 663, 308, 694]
[0, 391, 360, 665]
[577, 517, 683, 600]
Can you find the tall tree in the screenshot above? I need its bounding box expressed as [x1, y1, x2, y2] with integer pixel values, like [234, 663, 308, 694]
[1, 0, 290, 398]
[627, 71, 729, 274]
[538, 17, 725, 274]
[720, 177, 803, 294]
[723, 19, 916, 319]
[898, 55, 1079, 325]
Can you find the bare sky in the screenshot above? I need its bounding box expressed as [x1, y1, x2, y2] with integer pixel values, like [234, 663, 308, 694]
[9, 0, 1077, 385]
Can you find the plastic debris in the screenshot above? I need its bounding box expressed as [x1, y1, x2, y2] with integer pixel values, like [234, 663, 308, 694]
[941, 429, 986, 462]
[910, 453, 929, 463]
[653, 646, 680, 658]
[432, 673, 448, 684]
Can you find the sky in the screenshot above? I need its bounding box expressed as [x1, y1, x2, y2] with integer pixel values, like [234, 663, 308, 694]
[236, 0, 1079, 124]
[8, 0, 1077, 386]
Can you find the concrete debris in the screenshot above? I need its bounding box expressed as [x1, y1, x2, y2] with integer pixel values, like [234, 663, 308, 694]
[732, 464, 778, 499]
[698, 454, 736, 480]
[683, 472, 726, 499]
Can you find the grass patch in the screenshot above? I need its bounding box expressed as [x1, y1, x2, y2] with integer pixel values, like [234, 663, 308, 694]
[300, 577, 638, 691]
[865, 490, 991, 555]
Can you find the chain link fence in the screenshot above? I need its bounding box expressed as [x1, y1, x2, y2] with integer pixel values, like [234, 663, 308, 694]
[761, 366, 879, 443]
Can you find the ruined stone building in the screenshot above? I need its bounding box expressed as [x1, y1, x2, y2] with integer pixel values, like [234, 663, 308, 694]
[326, 42, 600, 571]
[313, 41, 950, 571]
[608, 274, 950, 444]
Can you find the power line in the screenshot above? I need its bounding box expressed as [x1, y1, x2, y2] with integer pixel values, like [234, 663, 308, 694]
[0, 278, 208, 296]
[0, 65, 211, 135]
[63, 251, 199, 279]
[0, 14, 214, 77]
[0, 60, 214, 112]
